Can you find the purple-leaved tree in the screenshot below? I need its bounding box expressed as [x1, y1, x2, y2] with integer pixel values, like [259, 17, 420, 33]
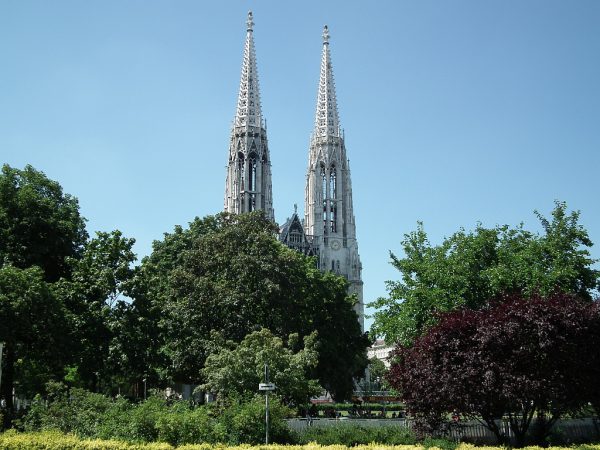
[388, 293, 600, 447]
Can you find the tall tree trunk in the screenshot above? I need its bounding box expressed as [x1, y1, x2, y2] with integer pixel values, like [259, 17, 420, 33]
[1, 343, 15, 428]
[483, 417, 507, 445]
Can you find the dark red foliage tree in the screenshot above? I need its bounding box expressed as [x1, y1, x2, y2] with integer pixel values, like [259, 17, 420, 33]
[388, 293, 600, 447]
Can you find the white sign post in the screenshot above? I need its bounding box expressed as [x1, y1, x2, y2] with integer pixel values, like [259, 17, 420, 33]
[258, 364, 276, 444]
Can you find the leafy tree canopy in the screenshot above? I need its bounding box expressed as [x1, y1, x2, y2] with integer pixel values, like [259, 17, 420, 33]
[140, 211, 369, 400]
[0, 164, 138, 398]
[0, 164, 88, 282]
[370, 201, 599, 345]
[201, 328, 321, 406]
[54, 230, 137, 392]
[0, 265, 69, 419]
[388, 292, 600, 447]
[368, 357, 386, 380]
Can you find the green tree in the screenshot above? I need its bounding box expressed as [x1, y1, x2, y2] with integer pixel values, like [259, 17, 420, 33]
[0, 164, 144, 409]
[201, 328, 320, 406]
[0, 164, 87, 282]
[307, 268, 369, 399]
[107, 276, 164, 396]
[0, 164, 88, 424]
[140, 211, 368, 400]
[367, 357, 389, 390]
[0, 266, 68, 421]
[54, 230, 137, 392]
[370, 201, 599, 345]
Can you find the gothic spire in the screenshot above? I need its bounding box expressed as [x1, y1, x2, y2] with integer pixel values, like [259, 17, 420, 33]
[304, 25, 364, 331]
[235, 11, 262, 128]
[224, 11, 274, 221]
[314, 25, 341, 138]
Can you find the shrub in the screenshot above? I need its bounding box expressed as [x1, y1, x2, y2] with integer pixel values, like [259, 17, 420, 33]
[22, 382, 121, 437]
[155, 403, 221, 446]
[0, 429, 174, 449]
[19, 386, 296, 445]
[126, 396, 167, 443]
[314, 403, 404, 413]
[2, 431, 600, 449]
[296, 423, 418, 446]
[217, 395, 294, 444]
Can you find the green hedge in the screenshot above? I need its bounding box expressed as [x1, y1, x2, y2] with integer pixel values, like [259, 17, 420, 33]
[18, 385, 293, 445]
[296, 423, 418, 446]
[3, 432, 600, 450]
[0, 430, 176, 449]
[315, 403, 404, 412]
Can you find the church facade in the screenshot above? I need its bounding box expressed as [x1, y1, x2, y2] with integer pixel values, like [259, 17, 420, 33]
[223, 13, 364, 331]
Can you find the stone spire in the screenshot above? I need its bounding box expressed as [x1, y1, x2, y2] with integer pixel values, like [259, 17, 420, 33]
[314, 25, 341, 139]
[224, 12, 274, 221]
[304, 26, 364, 330]
[235, 11, 262, 128]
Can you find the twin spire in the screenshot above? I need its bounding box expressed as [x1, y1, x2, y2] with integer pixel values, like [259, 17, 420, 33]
[314, 25, 341, 138]
[234, 13, 340, 138]
[227, 13, 364, 330]
[235, 11, 262, 128]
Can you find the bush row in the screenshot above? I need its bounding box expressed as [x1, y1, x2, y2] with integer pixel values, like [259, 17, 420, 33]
[0, 430, 173, 449]
[2, 432, 600, 450]
[296, 424, 421, 447]
[18, 384, 293, 446]
[314, 403, 404, 412]
[16, 384, 414, 446]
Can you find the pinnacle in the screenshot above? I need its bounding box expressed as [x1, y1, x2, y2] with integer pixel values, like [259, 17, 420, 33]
[234, 11, 262, 128]
[313, 26, 340, 138]
[322, 25, 329, 44]
[246, 11, 254, 32]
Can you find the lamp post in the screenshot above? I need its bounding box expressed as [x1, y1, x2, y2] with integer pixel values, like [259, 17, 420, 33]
[258, 364, 276, 444]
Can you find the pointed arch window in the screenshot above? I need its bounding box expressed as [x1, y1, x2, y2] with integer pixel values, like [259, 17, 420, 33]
[249, 194, 256, 212]
[247, 153, 258, 212]
[329, 166, 337, 200]
[248, 153, 257, 192]
[237, 151, 245, 190]
[321, 165, 327, 232]
[261, 153, 268, 192]
[329, 165, 337, 233]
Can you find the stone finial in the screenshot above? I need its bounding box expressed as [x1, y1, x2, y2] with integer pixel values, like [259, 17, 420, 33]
[247, 11, 254, 32]
[322, 25, 329, 44]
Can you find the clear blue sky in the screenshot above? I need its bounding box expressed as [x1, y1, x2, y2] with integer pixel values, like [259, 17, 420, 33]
[2, 1, 599, 331]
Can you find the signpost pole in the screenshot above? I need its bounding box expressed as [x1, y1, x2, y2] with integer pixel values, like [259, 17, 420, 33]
[265, 364, 269, 445]
[258, 364, 276, 445]
[265, 387, 270, 444]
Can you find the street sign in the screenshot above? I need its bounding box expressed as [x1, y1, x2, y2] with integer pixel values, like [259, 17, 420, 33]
[259, 383, 276, 391]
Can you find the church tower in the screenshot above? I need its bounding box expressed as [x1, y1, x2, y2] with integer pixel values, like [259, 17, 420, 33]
[304, 26, 364, 330]
[224, 12, 274, 221]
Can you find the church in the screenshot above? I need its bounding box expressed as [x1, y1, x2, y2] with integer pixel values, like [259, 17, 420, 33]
[223, 12, 364, 331]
